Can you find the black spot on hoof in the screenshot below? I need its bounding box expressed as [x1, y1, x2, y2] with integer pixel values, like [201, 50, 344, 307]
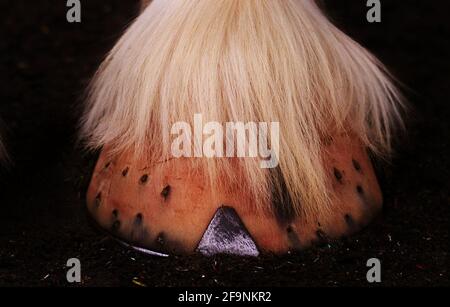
[104, 162, 111, 169]
[345, 214, 356, 230]
[122, 167, 129, 177]
[139, 174, 149, 184]
[323, 136, 333, 146]
[156, 233, 165, 246]
[161, 185, 171, 199]
[356, 185, 364, 195]
[134, 213, 143, 225]
[112, 220, 121, 231]
[333, 168, 343, 182]
[352, 159, 362, 172]
[112, 209, 119, 218]
[95, 192, 101, 207]
[344, 213, 353, 224]
[270, 168, 296, 224]
[286, 225, 301, 249]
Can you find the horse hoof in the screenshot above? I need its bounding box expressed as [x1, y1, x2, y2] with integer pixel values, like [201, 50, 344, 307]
[86, 133, 382, 256]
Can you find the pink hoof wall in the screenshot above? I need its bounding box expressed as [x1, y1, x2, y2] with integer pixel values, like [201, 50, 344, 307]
[86, 133, 383, 256]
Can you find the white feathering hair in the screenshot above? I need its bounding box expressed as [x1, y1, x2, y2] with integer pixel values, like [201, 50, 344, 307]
[81, 0, 404, 219]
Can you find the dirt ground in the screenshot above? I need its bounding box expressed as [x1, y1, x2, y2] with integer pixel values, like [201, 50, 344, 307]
[0, 0, 448, 287]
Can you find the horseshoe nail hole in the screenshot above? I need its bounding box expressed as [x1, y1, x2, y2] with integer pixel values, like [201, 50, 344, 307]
[112, 209, 119, 218]
[122, 167, 129, 177]
[352, 159, 362, 172]
[356, 185, 364, 195]
[323, 136, 333, 146]
[135, 213, 143, 224]
[333, 168, 343, 182]
[345, 214, 355, 227]
[104, 162, 111, 169]
[139, 174, 149, 184]
[95, 192, 101, 207]
[156, 233, 165, 246]
[161, 185, 171, 199]
[286, 226, 293, 233]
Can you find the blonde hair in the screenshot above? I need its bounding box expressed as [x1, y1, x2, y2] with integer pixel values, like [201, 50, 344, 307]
[81, 0, 404, 219]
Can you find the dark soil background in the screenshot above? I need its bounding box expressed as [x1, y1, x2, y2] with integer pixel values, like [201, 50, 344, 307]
[0, 0, 448, 287]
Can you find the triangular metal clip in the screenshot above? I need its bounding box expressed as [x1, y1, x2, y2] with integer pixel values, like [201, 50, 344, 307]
[196, 206, 259, 257]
